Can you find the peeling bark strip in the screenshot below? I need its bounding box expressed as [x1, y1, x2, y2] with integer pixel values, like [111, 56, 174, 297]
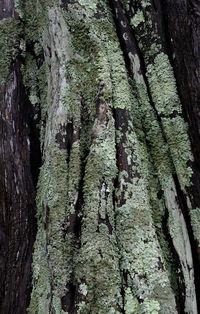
[1, 0, 200, 313]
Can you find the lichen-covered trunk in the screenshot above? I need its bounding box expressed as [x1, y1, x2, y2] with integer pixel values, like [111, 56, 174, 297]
[1, 0, 200, 313]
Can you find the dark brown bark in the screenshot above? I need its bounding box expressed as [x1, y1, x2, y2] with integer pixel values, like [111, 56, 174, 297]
[0, 60, 36, 313]
[0, 1, 38, 312]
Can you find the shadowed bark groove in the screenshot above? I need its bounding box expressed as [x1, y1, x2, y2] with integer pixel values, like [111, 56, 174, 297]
[0, 60, 38, 313]
[0, 2, 41, 313]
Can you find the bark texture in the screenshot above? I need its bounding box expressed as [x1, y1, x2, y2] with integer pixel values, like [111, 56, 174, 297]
[1, 0, 200, 313]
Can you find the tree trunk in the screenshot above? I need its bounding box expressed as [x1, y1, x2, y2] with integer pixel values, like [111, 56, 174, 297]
[0, 0, 200, 313]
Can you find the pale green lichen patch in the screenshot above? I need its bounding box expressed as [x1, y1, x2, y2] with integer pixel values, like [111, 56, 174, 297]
[146, 53, 182, 115]
[14, 0, 23, 18]
[107, 43, 134, 110]
[36, 147, 70, 273]
[138, 51, 193, 188]
[124, 288, 139, 313]
[141, 0, 151, 8]
[162, 116, 193, 187]
[74, 112, 122, 312]
[111, 103, 176, 311]
[75, 237, 122, 313]
[115, 168, 177, 312]
[78, 0, 97, 18]
[130, 11, 145, 28]
[128, 77, 174, 187]
[28, 8, 77, 310]
[30, 3, 125, 312]
[0, 18, 21, 84]
[128, 1, 193, 189]
[102, 29, 178, 312]
[21, 54, 39, 103]
[28, 228, 51, 314]
[126, 10, 197, 310]
[141, 299, 160, 314]
[28, 0, 194, 312]
[23, 0, 56, 44]
[147, 158, 180, 290]
[190, 208, 200, 243]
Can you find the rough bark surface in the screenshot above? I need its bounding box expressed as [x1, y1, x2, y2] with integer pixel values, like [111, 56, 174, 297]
[1, 0, 200, 313]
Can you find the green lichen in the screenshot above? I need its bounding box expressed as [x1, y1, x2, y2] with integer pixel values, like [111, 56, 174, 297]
[147, 55, 192, 188]
[124, 288, 140, 313]
[0, 18, 21, 84]
[141, 299, 160, 314]
[78, 0, 97, 18]
[21, 54, 39, 102]
[190, 208, 200, 243]
[147, 160, 180, 293]
[28, 10, 75, 307]
[75, 111, 122, 313]
[129, 3, 193, 190]
[127, 7, 197, 310]
[28, 228, 51, 314]
[14, 0, 23, 18]
[28, 1, 191, 313]
[146, 53, 182, 115]
[29, 3, 122, 312]
[106, 42, 133, 110]
[141, 0, 151, 8]
[130, 11, 145, 27]
[107, 55, 177, 311]
[161, 116, 193, 187]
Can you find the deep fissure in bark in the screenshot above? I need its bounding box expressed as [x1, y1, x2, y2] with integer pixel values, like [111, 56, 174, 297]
[113, 106, 136, 312]
[113, 109, 129, 313]
[28, 97, 42, 188]
[0, 59, 39, 313]
[61, 282, 77, 313]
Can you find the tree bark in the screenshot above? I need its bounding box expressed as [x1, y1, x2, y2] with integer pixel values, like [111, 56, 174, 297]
[0, 0, 200, 313]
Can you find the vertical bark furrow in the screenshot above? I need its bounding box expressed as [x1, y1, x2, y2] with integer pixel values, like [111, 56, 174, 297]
[0, 60, 36, 313]
[0, 3, 39, 312]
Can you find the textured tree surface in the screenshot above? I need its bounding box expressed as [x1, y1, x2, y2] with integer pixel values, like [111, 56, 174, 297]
[1, 0, 200, 313]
